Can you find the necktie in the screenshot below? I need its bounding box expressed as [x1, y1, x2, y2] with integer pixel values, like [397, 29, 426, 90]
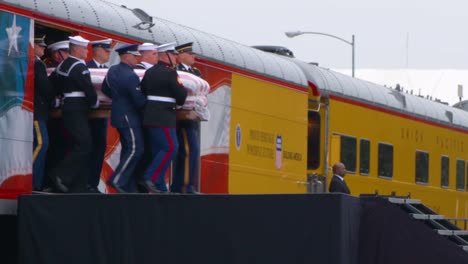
[99, 65, 103, 69]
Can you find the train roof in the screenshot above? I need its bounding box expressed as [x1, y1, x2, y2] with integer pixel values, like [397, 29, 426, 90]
[292, 60, 468, 130]
[0, 0, 307, 87]
[2, 0, 467, 130]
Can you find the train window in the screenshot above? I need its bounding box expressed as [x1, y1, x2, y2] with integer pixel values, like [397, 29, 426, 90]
[378, 143, 393, 178]
[340, 136, 356, 173]
[415, 151, 429, 184]
[466, 161, 468, 191]
[441, 156, 449, 188]
[360, 139, 370, 175]
[307, 111, 320, 170]
[456, 160, 465, 191]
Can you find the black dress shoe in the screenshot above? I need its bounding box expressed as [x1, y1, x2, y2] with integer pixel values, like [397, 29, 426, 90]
[107, 181, 127, 193]
[51, 176, 68, 193]
[140, 180, 162, 193]
[185, 186, 200, 194]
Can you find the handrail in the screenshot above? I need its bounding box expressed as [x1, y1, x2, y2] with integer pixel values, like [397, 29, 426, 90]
[446, 218, 468, 230]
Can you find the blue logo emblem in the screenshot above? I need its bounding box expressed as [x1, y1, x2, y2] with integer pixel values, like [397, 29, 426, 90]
[276, 135, 282, 169]
[235, 124, 241, 150]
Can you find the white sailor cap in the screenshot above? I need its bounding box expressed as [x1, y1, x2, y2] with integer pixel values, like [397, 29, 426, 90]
[48, 40, 69, 51]
[157, 42, 178, 54]
[90, 38, 112, 50]
[138, 42, 159, 51]
[68, 35, 90, 47]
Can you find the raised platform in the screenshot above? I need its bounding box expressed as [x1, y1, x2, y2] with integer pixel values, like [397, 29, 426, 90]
[6, 194, 468, 264]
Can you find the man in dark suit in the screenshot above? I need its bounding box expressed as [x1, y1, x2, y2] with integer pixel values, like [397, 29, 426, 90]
[171, 42, 201, 194]
[85, 39, 112, 193]
[102, 44, 146, 193]
[329, 162, 351, 194]
[33, 34, 55, 191]
[49, 36, 99, 193]
[140, 42, 187, 193]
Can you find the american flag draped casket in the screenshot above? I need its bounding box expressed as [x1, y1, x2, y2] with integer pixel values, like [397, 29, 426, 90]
[48, 68, 211, 121]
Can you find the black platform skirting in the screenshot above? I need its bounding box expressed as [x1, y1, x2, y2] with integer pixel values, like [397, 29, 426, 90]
[15, 194, 468, 264]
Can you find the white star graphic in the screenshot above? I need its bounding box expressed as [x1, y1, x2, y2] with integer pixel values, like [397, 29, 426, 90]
[6, 15, 22, 56]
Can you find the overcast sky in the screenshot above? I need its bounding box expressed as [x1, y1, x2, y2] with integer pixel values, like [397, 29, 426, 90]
[108, 0, 468, 105]
[111, 0, 468, 70]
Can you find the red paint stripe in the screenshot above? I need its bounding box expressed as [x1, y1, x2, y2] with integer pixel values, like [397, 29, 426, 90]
[196, 58, 308, 93]
[308, 81, 320, 96]
[330, 95, 468, 134]
[151, 128, 175, 182]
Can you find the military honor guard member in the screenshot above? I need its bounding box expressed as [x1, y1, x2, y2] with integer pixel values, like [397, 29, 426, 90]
[102, 44, 146, 193]
[44, 40, 69, 68]
[171, 42, 202, 193]
[86, 38, 112, 69]
[32, 34, 55, 191]
[133, 42, 159, 192]
[49, 35, 99, 193]
[140, 42, 187, 193]
[43, 39, 70, 188]
[135, 43, 159, 70]
[175, 42, 201, 76]
[86, 38, 113, 193]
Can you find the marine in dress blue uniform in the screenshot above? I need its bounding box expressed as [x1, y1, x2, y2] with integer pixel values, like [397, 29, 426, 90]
[102, 44, 146, 193]
[49, 36, 99, 193]
[140, 42, 187, 193]
[172, 42, 202, 194]
[33, 34, 55, 191]
[86, 39, 112, 193]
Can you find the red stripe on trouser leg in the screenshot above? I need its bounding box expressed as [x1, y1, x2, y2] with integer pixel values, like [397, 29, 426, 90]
[151, 128, 175, 182]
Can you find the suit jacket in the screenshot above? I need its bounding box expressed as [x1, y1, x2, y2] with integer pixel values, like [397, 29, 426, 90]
[329, 175, 350, 194]
[102, 62, 146, 128]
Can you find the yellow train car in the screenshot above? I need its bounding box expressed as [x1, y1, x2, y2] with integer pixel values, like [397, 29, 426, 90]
[298, 63, 468, 221]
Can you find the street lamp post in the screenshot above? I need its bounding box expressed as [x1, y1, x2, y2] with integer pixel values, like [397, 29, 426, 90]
[285, 31, 355, 78]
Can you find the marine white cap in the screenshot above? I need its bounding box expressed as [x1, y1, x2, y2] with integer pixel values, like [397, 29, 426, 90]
[157, 42, 178, 54]
[138, 42, 159, 51]
[68, 35, 90, 47]
[48, 40, 69, 51]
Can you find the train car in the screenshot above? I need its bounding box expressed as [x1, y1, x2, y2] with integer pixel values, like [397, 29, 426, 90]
[294, 61, 468, 220]
[0, 0, 468, 224]
[0, 0, 309, 206]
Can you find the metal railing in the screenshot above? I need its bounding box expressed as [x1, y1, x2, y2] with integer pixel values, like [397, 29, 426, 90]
[446, 218, 468, 230]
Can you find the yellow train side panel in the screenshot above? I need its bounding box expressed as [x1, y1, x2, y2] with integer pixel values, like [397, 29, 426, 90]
[228, 74, 308, 194]
[327, 98, 468, 219]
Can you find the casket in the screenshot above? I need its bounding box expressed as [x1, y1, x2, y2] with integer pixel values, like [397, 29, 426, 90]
[47, 68, 211, 121]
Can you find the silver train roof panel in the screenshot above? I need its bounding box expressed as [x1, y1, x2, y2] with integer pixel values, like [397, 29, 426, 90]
[294, 61, 468, 130]
[0, 0, 307, 87]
